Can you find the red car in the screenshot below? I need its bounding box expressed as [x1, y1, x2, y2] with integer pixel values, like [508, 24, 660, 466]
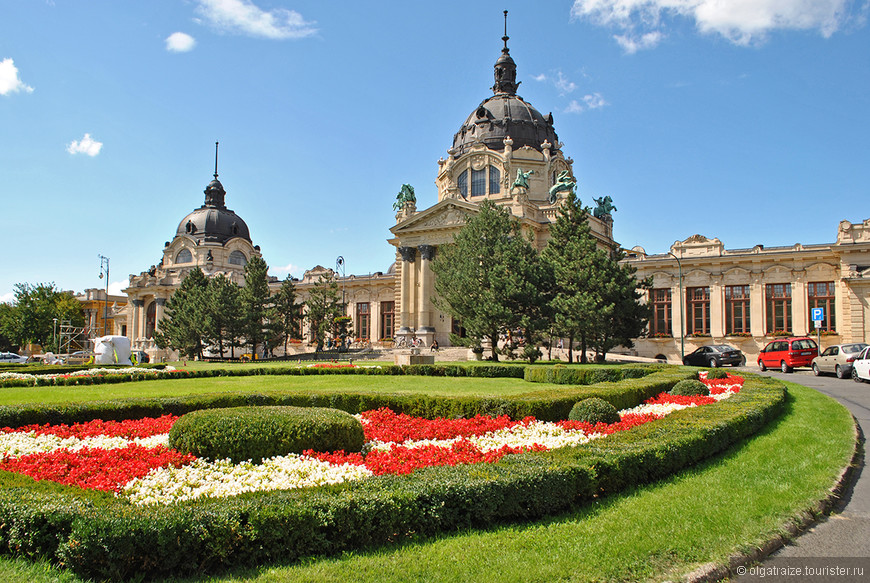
[757, 337, 819, 373]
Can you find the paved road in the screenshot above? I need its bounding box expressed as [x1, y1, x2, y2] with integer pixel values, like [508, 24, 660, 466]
[732, 366, 870, 580]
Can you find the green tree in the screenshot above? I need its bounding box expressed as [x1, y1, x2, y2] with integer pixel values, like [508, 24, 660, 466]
[431, 199, 546, 361]
[1, 283, 85, 351]
[271, 275, 303, 354]
[203, 274, 243, 359]
[541, 192, 599, 362]
[241, 256, 273, 358]
[542, 192, 649, 362]
[155, 268, 209, 359]
[305, 273, 342, 351]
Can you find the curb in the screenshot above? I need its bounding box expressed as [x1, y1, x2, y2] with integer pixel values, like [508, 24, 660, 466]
[683, 412, 863, 583]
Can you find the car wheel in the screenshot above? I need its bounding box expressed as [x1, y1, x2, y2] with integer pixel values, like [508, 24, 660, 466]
[813, 363, 821, 376]
[758, 360, 767, 372]
[781, 361, 791, 373]
[836, 365, 846, 380]
[708, 358, 718, 368]
[853, 368, 863, 383]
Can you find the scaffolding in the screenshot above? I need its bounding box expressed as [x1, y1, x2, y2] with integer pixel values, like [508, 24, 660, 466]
[58, 320, 90, 354]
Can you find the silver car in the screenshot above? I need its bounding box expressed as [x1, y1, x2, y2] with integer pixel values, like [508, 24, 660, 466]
[0, 352, 28, 364]
[812, 343, 869, 379]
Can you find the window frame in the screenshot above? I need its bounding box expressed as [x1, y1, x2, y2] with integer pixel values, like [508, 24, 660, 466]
[724, 284, 751, 335]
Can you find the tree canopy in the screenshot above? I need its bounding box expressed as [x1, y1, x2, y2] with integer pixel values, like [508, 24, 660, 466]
[0, 283, 84, 351]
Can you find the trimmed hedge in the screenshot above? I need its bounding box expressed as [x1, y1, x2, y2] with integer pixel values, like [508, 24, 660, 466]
[524, 364, 655, 385]
[568, 398, 620, 424]
[0, 367, 695, 428]
[169, 406, 365, 463]
[670, 379, 711, 396]
[0, 374, 786, 581]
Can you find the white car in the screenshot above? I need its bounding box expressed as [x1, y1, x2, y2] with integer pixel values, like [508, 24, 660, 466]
[852, 346, 870, 383]
[0, 352, 28, 364]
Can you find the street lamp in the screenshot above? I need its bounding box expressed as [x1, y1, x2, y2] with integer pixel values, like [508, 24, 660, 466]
[99, 255, 110, 336]
[667, 252, 684, 362]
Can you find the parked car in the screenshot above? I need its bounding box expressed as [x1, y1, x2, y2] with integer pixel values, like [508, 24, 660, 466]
[0, 352, 27, 364]
[682, 345, 745, 367]
[852, 345, 870, 383]
[812, 343, 869, 379]
[758, 337, 819, 373]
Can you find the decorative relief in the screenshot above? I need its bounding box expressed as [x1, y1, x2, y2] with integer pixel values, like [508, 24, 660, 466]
[398, 246, 417, 262]
[418, 245, 436, 261]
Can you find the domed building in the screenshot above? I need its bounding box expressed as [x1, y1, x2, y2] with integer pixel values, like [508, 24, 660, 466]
[388, 27, 615, 347]
[123, 151, 262, 356]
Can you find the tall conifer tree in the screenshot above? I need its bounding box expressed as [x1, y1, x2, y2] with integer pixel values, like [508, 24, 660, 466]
[155, 268, 208, 359]
[241, 256, 273, 358]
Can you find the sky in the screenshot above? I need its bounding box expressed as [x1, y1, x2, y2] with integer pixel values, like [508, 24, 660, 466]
[2, 0, 869, 303]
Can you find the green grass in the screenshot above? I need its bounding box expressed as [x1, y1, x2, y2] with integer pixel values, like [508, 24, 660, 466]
[0, 375, 545, 407]
[0, 380, 854, 582]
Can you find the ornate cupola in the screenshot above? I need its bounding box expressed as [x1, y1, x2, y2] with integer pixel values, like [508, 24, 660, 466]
[492, 11, 519, 95]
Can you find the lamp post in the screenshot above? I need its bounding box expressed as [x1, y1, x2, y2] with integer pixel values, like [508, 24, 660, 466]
[336, 256, 346, 350]
[52, 318, 57, 352]
[667, 252, 684, 362]
[98, 255, 110, 336]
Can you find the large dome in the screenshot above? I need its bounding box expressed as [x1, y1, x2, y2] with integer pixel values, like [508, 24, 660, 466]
[452, 31, 558, 157]
[175, 177, 251, 244]
[453, 93, 557, 156]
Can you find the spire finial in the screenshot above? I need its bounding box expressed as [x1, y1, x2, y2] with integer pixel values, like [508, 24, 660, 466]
[214, 141, 219, 179]
[503, 10, 509, 51]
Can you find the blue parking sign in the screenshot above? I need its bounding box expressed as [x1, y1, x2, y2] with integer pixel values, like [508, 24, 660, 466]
[812, 307, 824, 322]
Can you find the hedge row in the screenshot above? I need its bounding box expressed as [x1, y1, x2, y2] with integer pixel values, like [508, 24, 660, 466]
[0, 367, 691, 428]
[0, 362, 533, 389]
[0, 375, 786, 581]
[524, 364, 657, 385]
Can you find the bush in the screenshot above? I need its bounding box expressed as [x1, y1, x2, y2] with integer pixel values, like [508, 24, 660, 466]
[670, 379, 710, 396]
[568, 398, 621, 424]
[706, 369, 728, 380]
[168, 406, 364, 463]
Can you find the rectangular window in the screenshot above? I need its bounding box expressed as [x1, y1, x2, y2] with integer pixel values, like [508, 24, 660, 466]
[686, 287, 711, 335]
[489, 165, 500, 194]
[356, 303, 370, 341]
[457, 170, 468, 198]
[380, 301, 395, 340]
[765, 283, 792, 334]
[725, 285, 751, 335]
[807, 281, 836, 332]
[649, 288, 672, 337]
[471, 168, 486, 197]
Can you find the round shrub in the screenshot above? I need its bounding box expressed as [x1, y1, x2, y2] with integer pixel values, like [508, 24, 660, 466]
[670, 379, 710, 396]
[169, 406, 365, 463]
[568, 397, 620, 425]
[706, 369, 728, 380]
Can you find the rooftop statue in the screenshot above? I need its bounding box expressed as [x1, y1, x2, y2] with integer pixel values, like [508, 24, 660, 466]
[593, 195, 617, 219]
[393, 184, 416, 212]
[548, 170, 576, 204]
[513, 168, 534, 189]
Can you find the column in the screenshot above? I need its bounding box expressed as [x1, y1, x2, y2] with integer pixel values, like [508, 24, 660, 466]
[750, 275, 765, 337]
[792, 275, 807, 336]
[131, 299, 144, 341]
[418, 245, 436, 332]
[710, 276, 724, 337]
[154, 298, 167, 333]
[397, 246, 416, 333]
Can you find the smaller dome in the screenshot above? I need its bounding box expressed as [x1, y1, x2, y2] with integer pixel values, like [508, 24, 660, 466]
[176, 207, 251, 244]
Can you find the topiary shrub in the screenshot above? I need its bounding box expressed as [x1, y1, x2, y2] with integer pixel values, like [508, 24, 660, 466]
[567, 397, 620, 424]
[169, 406, 364, 463]
[670, 379, 710, 396]
[706, 369, 728, 380]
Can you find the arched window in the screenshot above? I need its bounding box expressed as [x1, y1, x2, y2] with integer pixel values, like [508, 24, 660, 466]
[229, 250, 247, 266]
[457, 170, 468, 198]
[145, 302, 157, 339]
[489, 165, 500, 194]
[175, 249, 193, 264]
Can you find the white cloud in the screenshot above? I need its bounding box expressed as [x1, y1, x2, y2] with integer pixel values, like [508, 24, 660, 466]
[571, 0, 855, 49]
[555, 71, 578, 95]
[107, 280, 127, 296]
[564, 93, 609, 114]
[583, 92, 609, 109]
[66, 133, 103, 157]
[532, 73, 548, 82]
[0, 291, 14, 305]
[195, 0, 317, 39]
[0, 58, 34, 96]
[615, 31, 664, 53]
[270, 263, 303, 277]
[166, 32, 196, 52]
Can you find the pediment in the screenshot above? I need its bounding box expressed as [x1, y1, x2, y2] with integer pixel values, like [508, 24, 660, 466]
[391, 199, 480, 236]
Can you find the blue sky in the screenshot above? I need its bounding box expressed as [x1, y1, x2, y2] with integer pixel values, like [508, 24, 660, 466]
[2, 0, 868, 302]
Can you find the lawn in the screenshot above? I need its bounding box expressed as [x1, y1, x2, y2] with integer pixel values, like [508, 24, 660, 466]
[0, 376, 855, 582]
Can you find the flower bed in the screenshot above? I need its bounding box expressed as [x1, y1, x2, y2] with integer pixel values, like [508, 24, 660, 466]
[0, 376, 743, 506]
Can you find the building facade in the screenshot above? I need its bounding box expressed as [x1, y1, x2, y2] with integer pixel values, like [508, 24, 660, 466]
[626, 219, 870, 363]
